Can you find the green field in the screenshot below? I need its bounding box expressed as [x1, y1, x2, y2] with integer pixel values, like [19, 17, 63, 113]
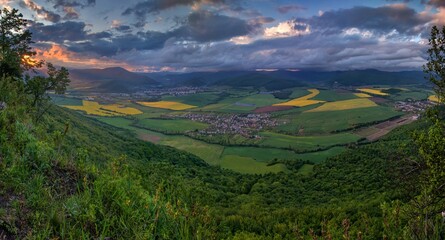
[312, 89, 358, 102]
[275, 106, 402, 134]
[296, 147, 346, 164]
[135, 118, 208, 133]
[220, 155, 287, 174]
[259, 131, 361, 151]
[162, 92, 222, 107]
[237, 93, 282, 107]
[222, 146, 299, 162]
[51, 95, 83, 105]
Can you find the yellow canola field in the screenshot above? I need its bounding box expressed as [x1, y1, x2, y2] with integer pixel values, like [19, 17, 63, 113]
[357, 88, 389, 96]
[137, 101, 196, 110]
[428, 95, 440, 103]
[64, 100, 142, 116]
[354, 93, 372, 98]
[273, 89, 325, 107]
[306, 98, 378, 112]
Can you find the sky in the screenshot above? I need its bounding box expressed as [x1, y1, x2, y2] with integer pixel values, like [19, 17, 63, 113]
[3, 0, 445, 72]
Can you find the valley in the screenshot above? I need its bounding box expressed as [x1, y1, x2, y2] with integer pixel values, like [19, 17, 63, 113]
[55, 76, 436, 174]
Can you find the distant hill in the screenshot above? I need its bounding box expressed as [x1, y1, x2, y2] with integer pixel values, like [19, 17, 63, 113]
[212, 72, 305, 90]
[69, 67, 159, 93]
[146, 69, 427, 89]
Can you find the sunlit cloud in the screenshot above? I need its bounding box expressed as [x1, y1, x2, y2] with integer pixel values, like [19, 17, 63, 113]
[264, 20, 311, 39]
[34, 44, 161, 72]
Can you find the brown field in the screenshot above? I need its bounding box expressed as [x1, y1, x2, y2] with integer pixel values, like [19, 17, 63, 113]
[254, 105, 294, 113]
[358, 114, 417, 141]
[370, 97, 388, 104]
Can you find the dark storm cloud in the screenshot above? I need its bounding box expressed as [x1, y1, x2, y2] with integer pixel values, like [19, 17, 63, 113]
[113, 25, 132, 33]
[305, 5, 431, 35]
[29, 21, 110, 42]
[46, 0, 96, 8]
[122, 0, 240, 27]
[32, 10, 256, 57]
[184, 11, 253, 42]
[277, 5, 306, 14]
[423, 0, 445, 8]
[19, 0, 61, 23]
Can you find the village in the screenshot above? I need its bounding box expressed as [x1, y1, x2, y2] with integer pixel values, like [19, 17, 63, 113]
[164, 112, 280, 138]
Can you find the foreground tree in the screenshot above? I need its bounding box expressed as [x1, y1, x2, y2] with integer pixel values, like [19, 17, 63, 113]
[0, 7, 69, 119]
[405, 25, 445, 239]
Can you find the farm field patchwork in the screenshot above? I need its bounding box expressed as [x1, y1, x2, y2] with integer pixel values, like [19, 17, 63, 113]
[64, 100, 142, 116]
[58, 85, 423, 175]
[273, 89, 325, 107]
[137, 101, 196, 110]
[305, 98, 377, 112]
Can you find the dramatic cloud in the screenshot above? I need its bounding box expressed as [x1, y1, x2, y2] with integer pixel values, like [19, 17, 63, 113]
[305, 4, 431, 36]
[423, 0, 445, 8]
[20, 0, 61, 23]
[29, 21, 111, 42]
[62, 6, 79, 19]
[184, 11, 253, 42]
[46, 0, 96, 8]
[264, 20, 310, 38]
[277, 4, 306, 14]
[17, 1, 442, 71]
[122, 0, 237, 26]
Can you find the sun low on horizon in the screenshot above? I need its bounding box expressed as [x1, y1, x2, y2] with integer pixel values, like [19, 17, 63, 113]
[3, 0, 445, 73]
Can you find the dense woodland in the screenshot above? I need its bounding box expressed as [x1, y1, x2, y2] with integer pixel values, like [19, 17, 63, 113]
[0, 8, 445, 239]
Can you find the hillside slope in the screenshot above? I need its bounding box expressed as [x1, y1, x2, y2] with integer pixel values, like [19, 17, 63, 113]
[0, 102, 425, 239]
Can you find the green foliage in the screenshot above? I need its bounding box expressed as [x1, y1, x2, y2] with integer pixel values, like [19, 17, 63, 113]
[424, 25, 445, 103]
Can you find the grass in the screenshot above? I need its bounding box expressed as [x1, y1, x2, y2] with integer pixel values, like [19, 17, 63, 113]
[162, 92, 222, 107]
[220, 155, 287, 174]
[298, 164, 314, 175]
[222, 147, 299, 162]
[312, 90, 358, 102]
[275, 106, 402, 134]
[390, 91, 429, 101]
[273, 89, 325, 107]
[357, 88, 389, 96]
[135, 118, 208, 133]
[64, 100, 142, 116]
[259, 131, 361, 151]
[305, 98, 377, 112]
[136, 101, 196, 110]
[296, 147, 345, 164]
[237, 93, 282, 107]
